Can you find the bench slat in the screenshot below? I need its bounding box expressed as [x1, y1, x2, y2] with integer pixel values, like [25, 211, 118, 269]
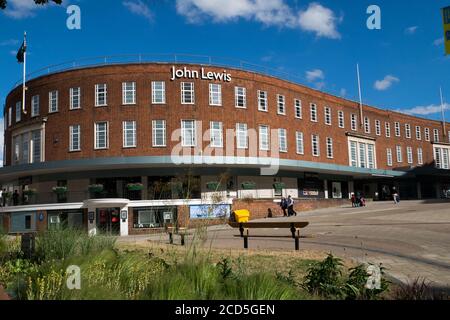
[229, 221, 309, 229]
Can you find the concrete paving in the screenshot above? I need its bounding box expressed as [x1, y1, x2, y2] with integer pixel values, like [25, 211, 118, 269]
[121, 200, 450, 288]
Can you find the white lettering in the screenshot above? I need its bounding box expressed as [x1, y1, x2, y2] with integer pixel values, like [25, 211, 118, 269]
[170, 66, 231, 82]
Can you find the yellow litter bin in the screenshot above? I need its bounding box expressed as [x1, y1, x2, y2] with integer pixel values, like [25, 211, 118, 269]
[233, 209, 250, 223]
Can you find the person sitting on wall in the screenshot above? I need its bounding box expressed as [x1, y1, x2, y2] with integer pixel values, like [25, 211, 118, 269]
[280, 197, 288, 217]
[267, 208, 273, 218]
[287, 195, 297, 216]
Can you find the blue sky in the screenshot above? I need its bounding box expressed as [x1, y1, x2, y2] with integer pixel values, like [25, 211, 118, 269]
[0, 0, 449, 121]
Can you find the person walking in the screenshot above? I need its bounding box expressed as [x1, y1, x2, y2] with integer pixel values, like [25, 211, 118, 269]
[280, 197, 288, 216]
[287, 195, 297, 216]
[0, 188, 3, 207]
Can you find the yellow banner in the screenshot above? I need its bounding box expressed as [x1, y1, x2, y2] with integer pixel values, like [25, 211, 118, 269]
[443, 6, 450, 55]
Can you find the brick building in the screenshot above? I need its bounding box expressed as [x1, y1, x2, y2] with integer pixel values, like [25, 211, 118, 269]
[1, 62, 449, 235]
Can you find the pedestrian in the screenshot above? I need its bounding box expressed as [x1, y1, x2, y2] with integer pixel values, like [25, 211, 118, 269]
[12, 190, 19, 206]
[351, 193, 356, 207]
[280, 197, 288, 216]
[2, 189, 6, 207]
[267, 208, 273, 218]
[287, 195, 297, 216]
[393, 191, 399, 204]
[0, 188, 3, 207]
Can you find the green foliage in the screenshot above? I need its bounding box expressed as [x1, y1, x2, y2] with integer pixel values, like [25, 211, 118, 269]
[392, 277, 447, 300]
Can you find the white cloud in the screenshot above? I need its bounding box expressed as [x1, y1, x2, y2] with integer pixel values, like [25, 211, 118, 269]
[298, 2, 341, 39]
[0, 39, 19, 46]
[404, 26, 418, 35]
[3, 0, 43, 19]
[122, 0, 153, 22]
[339, 88, 347, 97]
[175, 0, 341, 39]
[398, 103, 450, 116]
[434, 38, 444, 46]
[374, 75, 399, 91]
[306, 69, 324, 82]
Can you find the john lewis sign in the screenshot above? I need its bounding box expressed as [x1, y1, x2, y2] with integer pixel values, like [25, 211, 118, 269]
[170, 66, 232, 82]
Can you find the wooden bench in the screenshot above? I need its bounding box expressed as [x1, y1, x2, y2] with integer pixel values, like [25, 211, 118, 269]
[228, 221, 309, 251]
[166, 226, 189, 246]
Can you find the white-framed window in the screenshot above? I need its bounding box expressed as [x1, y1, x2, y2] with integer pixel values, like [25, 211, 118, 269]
[181, 82, 195, 104]
[375, 120, 381, 136]
[257, 90, 268, 112]
[338, 110, 344, 128]
[326, 137, 333, 159]
[94, 122, 108, 149]
[123, 121, 136, 148]
[152, 81, 166, 104]
[122, 82, 136, 105]
[8, 108, 12, 127]
[386, 148, 393, 166]
[416, 126, 421, 140]
[181, 120, 196, 147]
[351, 114, 357, 131]
[236, 123, 248, 149]
[95, 84, 107, 107]
[31, 129, 41, 163]
[210, 121, 223, 148]
[324, 107, 331, 125]
[311, 134, 319, 157]
[350, 141, 360, 167]
[359, 143, 366, 168]
[277, 95, 286, 115]
[12, 130, 43, 165]
[259, 125, 269, 151]
[70, 87, 81, 110]
[385, 122, 391, 138]
[209, 83, 222, 106]
[395, 122, 401, 137]
[448, 131, 450, 143]
[348, 137, 377, 169]
[407, 146, 413, 164]
[296, 132, 304, 155]
[31, 95, 40, 117]
[15, 102, 21, 122]
[235, 87, 246, 108]
[278, 128, 287, 152]
[49, 90, 58, 113]
[396, 145, 402, 163]
[294, 99, 302, 119]
[405, 124, 411, 139]
[417, 148, 423, 165]
[434, 145, 450, 169]
[425, 128, 430, 141]
[434, 129, 439, 142]
[367, 144, 375, 169]
[364, 117, 370, 134]
[69, 125, 81, 151]
[310, 104, 318, 122]
[152, 120, 166, 147]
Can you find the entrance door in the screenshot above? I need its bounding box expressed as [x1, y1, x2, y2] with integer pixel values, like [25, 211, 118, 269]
[96, 208, 120, 235]
[332, 182, 342, 199]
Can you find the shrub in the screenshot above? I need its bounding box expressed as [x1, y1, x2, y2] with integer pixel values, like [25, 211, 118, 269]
[392, 277, 447, 300]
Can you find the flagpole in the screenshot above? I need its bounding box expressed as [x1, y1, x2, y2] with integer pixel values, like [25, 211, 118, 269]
[22, 31, 27, 114]
[357, 63, 364, 127]
[440, 86, 447, 136]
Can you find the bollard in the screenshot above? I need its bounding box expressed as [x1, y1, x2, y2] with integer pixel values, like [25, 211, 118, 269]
[21, 233, 35, 259]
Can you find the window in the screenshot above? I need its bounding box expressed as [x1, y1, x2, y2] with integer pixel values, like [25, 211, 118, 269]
[385, 122, 391, 137]
[15, 102, 21, 122]
[31, 95, 39, 116]
[152, 120, 166, 147]
[405, 124, 411, 139]
[338, 111, 344, 128]
[277, 95, 286, 115]
[278, 128, 287, 152]
[210, 121, 223, 148]
[348, 138, 377, 169]
[49, 90, 58, 113]
[311, 134, 319, 157]
[386, 148, 393, 166]
[295, 99, 302, 119]
[296, 132, 304, 154]
[94, 122, 108, 149]
[95, 84, 107, 107]
[181, 82, 195, 104]
[123, 121, 136, 148]
[434, 146, 450, 169]
[351, 114, 357, 131]
[152, 81, 166, 104]
[31, 130, 41, 163]
[416, 126, 421, 140]
[209, 83, 222, 106]
[70, 87, 81, 110]
[448, 131, 450, 143]
[181, 120, 196, 147]
[375, 120, 381, 136]
[367, 144, 375, 169]
[326, 137, 333, 158]
[258, 90, 268, 111]
[417, 148, 423, 165]
[324, 107, 331, 125]
[396, 146, 402, 163]
[122, 82, 136, 105]
[69, 125, 80, 151]
[235, 87, 246, 108]
[349, 141, 357, 167]
[435, 148, 441, 168]
[364, 117, 370, 134]
[395, 122, 400, 137]
[236, 123, 248, 149]
[434, 129, 439, 142]
[8, 108, 11, 127]
[259, 125, 269, 151]
[425, 128, 430, 141]
[310, 104, 318, 122]
[407, 147, 413, 164]
[359, 143, 366, 168]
